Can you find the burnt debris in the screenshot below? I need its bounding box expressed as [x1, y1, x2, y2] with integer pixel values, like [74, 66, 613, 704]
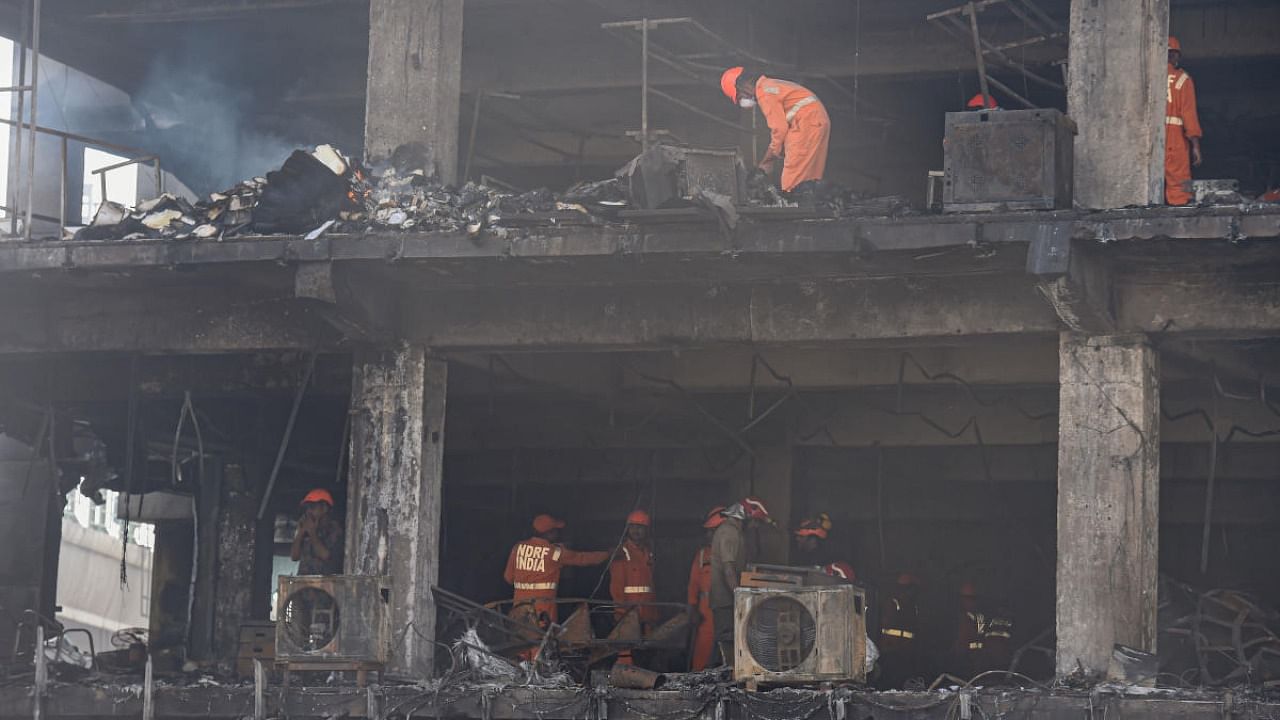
[68, 143, 905, 243]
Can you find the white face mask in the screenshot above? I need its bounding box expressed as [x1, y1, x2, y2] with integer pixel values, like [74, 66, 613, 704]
[738, 98, 757, 109]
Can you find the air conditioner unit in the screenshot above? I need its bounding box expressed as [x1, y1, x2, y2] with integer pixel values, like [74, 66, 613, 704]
[276, 575, 391, 664]
[734, 584, 867, 686]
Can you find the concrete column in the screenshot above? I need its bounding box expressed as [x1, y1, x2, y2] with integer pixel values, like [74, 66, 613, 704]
[739, 446, 794, 565]
[346, 344, 447, 677]
[1056, 334, 1160, 678]
[364, 0, 464, 183]
[211, 462, 257, 669]
[1067, 0, 1169, 208]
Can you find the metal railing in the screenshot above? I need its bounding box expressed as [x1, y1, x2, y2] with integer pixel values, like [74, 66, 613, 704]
[3, 0, 164, 240]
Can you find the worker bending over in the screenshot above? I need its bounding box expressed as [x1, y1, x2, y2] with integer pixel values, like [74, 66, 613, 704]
[504, 514, 611, 628]
[611, 509, 658, 665]
[686, 506, 725, 671]
[720, 66, 830, 192]
[1165, 36, 1203, 205]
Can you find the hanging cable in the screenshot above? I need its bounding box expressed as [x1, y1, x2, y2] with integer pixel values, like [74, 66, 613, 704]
[120, 354, 139, 589]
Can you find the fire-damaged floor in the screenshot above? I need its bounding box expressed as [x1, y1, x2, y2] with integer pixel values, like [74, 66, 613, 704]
[3, 678, 1280, 720]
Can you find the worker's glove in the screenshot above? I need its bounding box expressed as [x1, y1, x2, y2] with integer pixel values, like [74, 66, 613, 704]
[758, 156, 779, 173]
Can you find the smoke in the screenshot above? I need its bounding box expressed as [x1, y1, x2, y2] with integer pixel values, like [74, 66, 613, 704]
[131, 40, 305, 197]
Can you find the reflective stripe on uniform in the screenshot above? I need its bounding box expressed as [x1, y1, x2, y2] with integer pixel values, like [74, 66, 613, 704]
[1166, 116, 1184, 126]
[986, 631, 1012, 639]
[1175, 73, 1189, 91]
[786, 96, 818, 122]
[882, 628, 915, 639]
[623, 586, 652, 594]
[968, 641, 984, 650]
[551, 547, 562, 562]
[621, 547, 632, 562]
[514, 582, 557, 591]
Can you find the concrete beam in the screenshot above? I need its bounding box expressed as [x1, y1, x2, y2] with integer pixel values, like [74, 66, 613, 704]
[364, 0, 464, 182]
[1055, 333, 1160, 679]
[1067, 0, 1169, 208]
[345, 345, 446, 676]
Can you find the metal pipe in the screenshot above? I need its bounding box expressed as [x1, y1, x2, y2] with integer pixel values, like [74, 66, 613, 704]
[153, 157, 162, 194]
[966, 2, 992, 111]
[57, 135, 65, 231]
[0, 117, 150, 157]
[90, 155, 158, 176]
[0, 85, 32, 93]
[640, 18, 649, 152]
[647, 87, 751, 133]
[463, 91, 483, 183]
[11, 2, 26, 236]
[984, 74, 1035, 109]
[25, 0, 41, 241]
[257, 352, 318, 520]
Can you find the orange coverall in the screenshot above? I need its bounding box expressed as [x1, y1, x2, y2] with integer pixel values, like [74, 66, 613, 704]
[1165, 64, 1203, 206]
[686, 545, 715, 671]
[504, 536, 610, 625]
[755, 76, 830, 192]
[610, 540, 659, 626]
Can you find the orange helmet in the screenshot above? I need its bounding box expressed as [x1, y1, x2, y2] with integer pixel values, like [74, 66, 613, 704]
[626, 509, 651, 527]
[960, 581, 978, 597]
[793, 515, 830, 540]
[1168, 36, 1181, 52]
[897, 573, 920, 586]
[824, 562, 856, 581]
[300, 488, 334, 506]
[532, 514, 566, 533]
[703, 506, 726, 529]
[967, 93, 998, 110]
[721, 66, 744, 103]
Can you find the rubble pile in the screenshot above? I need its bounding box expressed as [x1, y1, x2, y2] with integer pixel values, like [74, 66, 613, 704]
[68, 142, 907, 243]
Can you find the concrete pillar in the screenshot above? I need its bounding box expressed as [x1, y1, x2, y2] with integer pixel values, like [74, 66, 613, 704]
[1056, 334, 1160, 678]
[739, 446, 794, 565]
[364, 0, 464, 183]
[1067, 0, 1169, 208]
[211, 462, 257, 670]
[346, 344, 447, 677]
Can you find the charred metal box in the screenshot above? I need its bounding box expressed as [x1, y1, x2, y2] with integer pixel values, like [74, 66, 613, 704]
[943, 108, 1075, 212]
[618, 144, 745, 209]
[276, 575, 390, 664]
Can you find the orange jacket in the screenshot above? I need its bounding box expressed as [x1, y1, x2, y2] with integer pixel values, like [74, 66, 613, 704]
[504, 536, 610, 600]
[686, 545, 713, 613]
[610, 540, 658, 623]
[1166, 65, 1202, 140]
[755, 76, 824, 160]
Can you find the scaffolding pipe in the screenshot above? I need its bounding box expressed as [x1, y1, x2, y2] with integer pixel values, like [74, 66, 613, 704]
[24, 0, 41, 241]
[640, 18, 649, 151]
[11, 1, 27, 237]
[966, 2, 993, 111]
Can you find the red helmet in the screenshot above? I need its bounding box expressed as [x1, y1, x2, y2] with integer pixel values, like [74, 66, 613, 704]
[532, 514, 566, 533]
[967, 93, 998, 110]
[959, 581, 978, 597]
[742, 496, 771, 521]
[300, 488, 334, 506]
[897, 573, 920, 586]
[626, 509, 651, 527]
[824, 562, 856, 582]
[703, 505, 726, 529]
[720, 66, 744, 103]
[1168, 36, 1181, 52]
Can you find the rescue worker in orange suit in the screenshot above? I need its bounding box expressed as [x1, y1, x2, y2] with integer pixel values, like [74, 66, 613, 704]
[1165, 36, 1203, 206]
[877, 573, 922, 689]
[610, 509, 658, 665]
[710, 497, 774, 664]
[720, 66, 830, 192]
[686, 506, 725, 671]
[793, 513, 834, 567]
[952, 581, 986, 679]
[504, 514, 611, 629]
[291, 488, 343, 575]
